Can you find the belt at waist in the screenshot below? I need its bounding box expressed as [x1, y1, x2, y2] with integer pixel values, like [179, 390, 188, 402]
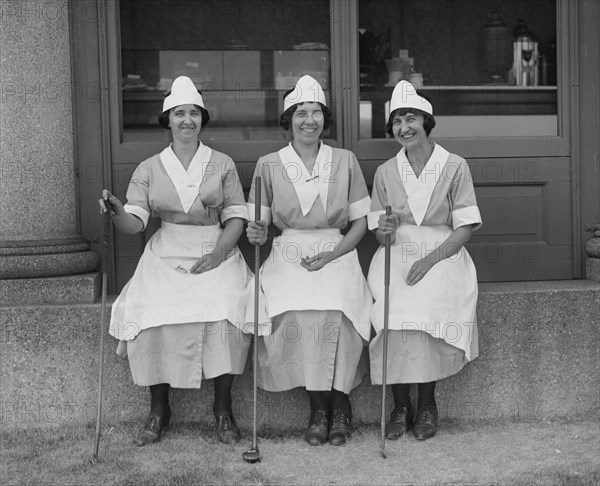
[281, 228, 341, 237]
[160, 221, 220, 233]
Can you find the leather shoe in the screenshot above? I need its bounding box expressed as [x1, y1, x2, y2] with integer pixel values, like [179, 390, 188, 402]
[413, 403, 438, 440]
[386, 403, 413, 440]
[328, 409, 353, 446]
[133, 407, 171, 447]
[215, 414, 240, 444]
[303, 409, 329, 446]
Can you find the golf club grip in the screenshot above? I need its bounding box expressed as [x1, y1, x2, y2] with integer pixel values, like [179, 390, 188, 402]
[254, 176, 262, 222]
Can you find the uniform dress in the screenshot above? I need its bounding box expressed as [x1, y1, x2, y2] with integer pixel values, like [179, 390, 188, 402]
[367, 143, 482, 384]
[247, 142, 372, 394]
[109, 143, 252, 388]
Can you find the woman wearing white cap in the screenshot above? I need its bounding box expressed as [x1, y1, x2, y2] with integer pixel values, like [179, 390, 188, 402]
[368, 80, 482, 441]
[99, 76, 252, 446]
[246, 75, 372, 446]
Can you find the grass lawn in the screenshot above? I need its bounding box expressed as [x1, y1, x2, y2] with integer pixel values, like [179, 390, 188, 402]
[2, 417, 598, 486]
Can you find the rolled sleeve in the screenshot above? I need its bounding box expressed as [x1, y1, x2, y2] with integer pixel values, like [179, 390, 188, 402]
[124, 204, 150, 230]
[452, 206, 482, 232]
[221, 204, 248, 223]
[348, 196, 371, 221]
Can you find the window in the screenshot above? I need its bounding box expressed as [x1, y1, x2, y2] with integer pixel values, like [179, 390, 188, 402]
[119, 0, 334, 143]
[357, 0, 557, 139]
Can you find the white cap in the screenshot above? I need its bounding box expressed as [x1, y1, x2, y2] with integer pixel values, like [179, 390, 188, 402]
[162, 76, 205, 113]
[389, 80, 433, 115]
[283, 75, 327, 112]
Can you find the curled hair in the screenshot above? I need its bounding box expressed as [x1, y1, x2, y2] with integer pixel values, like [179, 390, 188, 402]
[157, 88, 210, 129]
[385, 92, 436, 136]
[279, 88, 333, 130]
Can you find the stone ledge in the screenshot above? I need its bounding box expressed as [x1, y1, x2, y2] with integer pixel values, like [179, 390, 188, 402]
[1, 280, 598, 428]
[479, 279, 600, 293]
[0, 273, 101, 305]
[0, 251, 100, 279]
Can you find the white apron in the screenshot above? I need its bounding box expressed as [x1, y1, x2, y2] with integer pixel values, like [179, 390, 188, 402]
[110, 221, 252, 341]
[257, 228, 372, 341]
[367, 223, 478, 361]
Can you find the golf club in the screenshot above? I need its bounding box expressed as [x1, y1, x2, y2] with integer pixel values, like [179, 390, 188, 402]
[92, 199, 111, 463]
[243, 176, 262, 464]
[380, 205, 392, 458]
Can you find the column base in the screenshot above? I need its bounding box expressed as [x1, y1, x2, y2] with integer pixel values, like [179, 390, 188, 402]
[0, 237, 100, 279]
[586, 257, 600, 282]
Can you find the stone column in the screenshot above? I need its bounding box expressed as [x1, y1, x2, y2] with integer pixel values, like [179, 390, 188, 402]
[0, 0, 99, 278]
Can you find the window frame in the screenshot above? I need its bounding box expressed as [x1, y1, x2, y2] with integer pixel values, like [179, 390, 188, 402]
[345, 0, 572, 161]
[102, 0, 347, 167]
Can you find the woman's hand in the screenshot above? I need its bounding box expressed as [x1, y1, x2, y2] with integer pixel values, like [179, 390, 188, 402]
[98, 189, 125, 216]
[405, 225, 473, 286]
[246, 220, 268, 245]
[376, 212, 401, 244]
[406, 253, 436, 286]
[98, 189, 144, 234]
[300, 251, 336, 272]
[378, 212, 401, 234]
[190, 252, 224, 274]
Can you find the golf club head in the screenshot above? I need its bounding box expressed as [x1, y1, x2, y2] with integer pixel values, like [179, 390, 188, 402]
[242, 447, 261, 464]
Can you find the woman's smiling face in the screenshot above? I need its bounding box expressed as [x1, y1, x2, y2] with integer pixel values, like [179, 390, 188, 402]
[169, 104, 202, 142]
[392, 111, 428, 149]
[291, 102, 324, 145]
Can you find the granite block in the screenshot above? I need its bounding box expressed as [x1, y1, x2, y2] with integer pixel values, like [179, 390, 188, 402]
[0, 273, 101, 305]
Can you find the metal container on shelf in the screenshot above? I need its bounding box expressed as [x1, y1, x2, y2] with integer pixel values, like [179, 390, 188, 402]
[479, 11, 512, 83]
[511, 19, 539, 87]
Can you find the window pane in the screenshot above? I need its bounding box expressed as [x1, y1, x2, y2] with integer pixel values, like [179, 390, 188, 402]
[120, 0, 332, 142]
[358, 0, 557, 139]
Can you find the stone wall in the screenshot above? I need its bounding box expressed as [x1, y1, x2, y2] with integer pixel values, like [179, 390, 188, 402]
[1, 279, 598, 429]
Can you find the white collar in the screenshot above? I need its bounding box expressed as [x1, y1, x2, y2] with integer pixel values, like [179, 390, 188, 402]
[160, 143, 212, 213]
[397, 143, 449, 225]
[278, 142, 332, 216]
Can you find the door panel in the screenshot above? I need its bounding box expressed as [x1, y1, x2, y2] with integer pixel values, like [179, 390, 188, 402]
[467, 157, 572, 281]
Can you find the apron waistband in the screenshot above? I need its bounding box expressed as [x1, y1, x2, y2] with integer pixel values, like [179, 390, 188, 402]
[281, 228, 341, 237]
[160, 221, 220, 233]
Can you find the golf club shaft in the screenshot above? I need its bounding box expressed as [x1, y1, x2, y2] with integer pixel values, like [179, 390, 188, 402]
[381, 205, 392, 453]
[252, 176, 261, 450]
[93, 262, 108, 457]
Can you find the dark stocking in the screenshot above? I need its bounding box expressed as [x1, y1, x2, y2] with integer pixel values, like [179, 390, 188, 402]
[392, 383, 412, 408]
[330, 389, 351, 414]
[213, 373, 235, 415]
[417, 381, 437, 410]
[149, 383, 170, 415]
[307, 390, 330, 412]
